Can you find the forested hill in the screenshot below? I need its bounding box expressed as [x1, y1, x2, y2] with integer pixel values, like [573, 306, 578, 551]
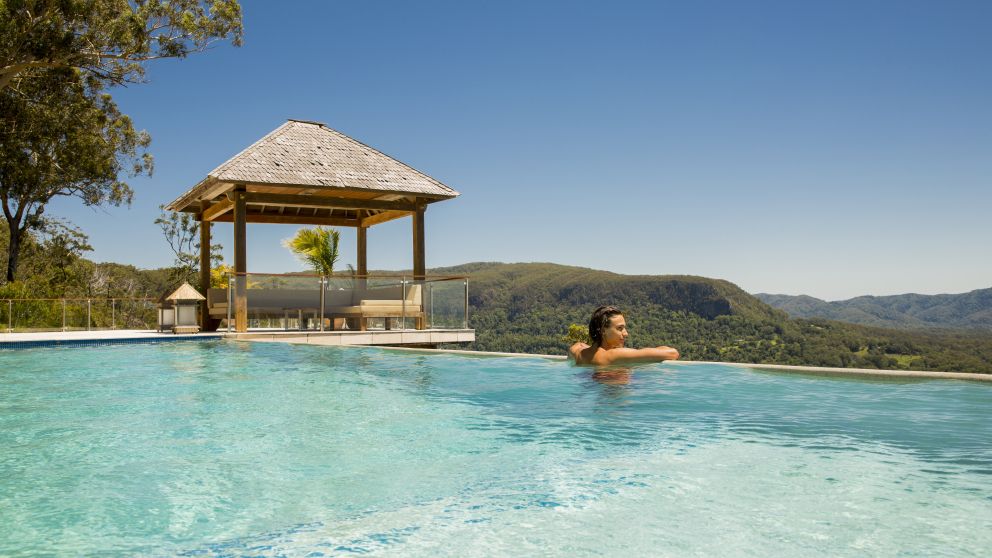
[431, 262, 992, 374]
[755, 289, 992, 331]
[437, 261, 784, 321]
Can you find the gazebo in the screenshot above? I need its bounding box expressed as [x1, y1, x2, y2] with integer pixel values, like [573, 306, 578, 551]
[165, 119, 460, 333]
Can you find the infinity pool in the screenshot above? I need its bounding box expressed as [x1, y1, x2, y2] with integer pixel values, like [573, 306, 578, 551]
[1, 341, 990, 556]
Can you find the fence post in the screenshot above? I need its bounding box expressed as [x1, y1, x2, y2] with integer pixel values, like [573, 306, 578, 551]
[112, 299, 116, 330]
[7, 299, 11, 333]
[62, 299, 66, 332]
[319, 276, 325, 332]
[429, 283, 434, 330]
[226, 273, 232, 333]
[401, 277, 407, 330]
[87, 299, 91, 331]
[463, 279, 469, 329]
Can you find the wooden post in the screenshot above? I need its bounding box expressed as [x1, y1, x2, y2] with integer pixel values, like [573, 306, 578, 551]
[357, 210, 368, 276]
[412, 202, 426, 331]
[412, 202, 425, 280]
[199, 201, 211, 330]
[233, 185, 248, 332]
[348, 211, 368, 331]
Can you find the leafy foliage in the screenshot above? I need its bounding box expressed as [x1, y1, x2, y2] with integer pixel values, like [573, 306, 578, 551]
[0, 0, 243, 90]
[0, 66, 152, 280]
[563, 323, 590, 345]
[283, 227, 340, 276]
[154, 205, 222, 288]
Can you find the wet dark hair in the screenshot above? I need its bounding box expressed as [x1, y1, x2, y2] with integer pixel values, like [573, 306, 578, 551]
[588, 305, 623, 345]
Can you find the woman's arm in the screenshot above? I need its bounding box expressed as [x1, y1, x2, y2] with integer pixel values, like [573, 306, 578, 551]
[601, 346, 679, 365]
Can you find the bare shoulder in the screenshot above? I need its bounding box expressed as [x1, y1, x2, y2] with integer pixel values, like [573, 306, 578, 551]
[568, 342, 590, 363]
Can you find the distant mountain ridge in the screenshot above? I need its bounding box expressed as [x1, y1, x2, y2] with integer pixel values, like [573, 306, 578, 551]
[755, 288, 992, 331]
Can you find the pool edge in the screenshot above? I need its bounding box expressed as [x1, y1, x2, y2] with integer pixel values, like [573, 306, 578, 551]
[368, 346, 992, 382]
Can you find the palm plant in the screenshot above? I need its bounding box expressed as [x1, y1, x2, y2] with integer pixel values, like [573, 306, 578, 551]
[283, 227, 340, 276]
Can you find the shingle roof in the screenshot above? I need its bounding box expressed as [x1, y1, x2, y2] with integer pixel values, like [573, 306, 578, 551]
[168, 120, 458, 212]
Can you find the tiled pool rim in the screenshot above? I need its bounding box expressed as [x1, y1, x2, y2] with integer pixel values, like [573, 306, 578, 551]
[0, 330, 223, 350]
[0, 330, 989, 382]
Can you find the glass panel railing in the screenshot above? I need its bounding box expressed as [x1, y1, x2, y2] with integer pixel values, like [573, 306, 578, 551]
[0, 298, 157, 332]
[6, 299, 60, 331]
[2, 276, 469, 334]
[222, 273, 469, 332]
[423, 277, 469, 330]
[114, 299, 158, 329]
[225, 273, 322, 330]
[63, 299, 88, 331]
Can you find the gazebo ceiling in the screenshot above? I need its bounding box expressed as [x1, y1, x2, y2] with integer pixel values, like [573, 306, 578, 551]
[166, 119, 459, 227]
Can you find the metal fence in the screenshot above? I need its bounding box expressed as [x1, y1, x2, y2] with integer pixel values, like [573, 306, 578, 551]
[222, 273, 469, 332]
[1, 298, 158, 333]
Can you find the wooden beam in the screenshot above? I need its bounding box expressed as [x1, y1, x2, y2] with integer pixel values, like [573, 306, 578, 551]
[233, 185, 248, 333]
[201, 199, 234, 222]
[168, 178, 455, 214]
[198, 180, 234, 208]
[212, 213, 361, 227]
[244, 192, 418, 212]
[199, 201, 211, 329]
[413, 202, 426, 280]
[361, 210, 411, 227]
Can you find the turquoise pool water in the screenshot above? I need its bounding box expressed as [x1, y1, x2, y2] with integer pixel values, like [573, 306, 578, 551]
[1, 341, 990, 556]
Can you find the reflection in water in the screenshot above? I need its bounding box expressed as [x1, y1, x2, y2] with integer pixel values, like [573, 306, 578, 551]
[588, 365, 680, 413]
[592, 367, 633, 386]
[590, 367, 634, 412]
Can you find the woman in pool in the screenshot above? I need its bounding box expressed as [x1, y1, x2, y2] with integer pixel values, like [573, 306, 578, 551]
[568, 305, 680, 366]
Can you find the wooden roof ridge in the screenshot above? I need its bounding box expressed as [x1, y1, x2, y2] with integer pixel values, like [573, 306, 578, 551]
[167, 120, 458, 212]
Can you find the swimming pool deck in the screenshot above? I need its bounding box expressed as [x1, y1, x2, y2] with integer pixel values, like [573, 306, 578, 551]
[0, 330, 987, 381]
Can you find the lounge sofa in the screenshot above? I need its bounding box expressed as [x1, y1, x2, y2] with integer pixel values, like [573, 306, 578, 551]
[206, 283, 424, 331]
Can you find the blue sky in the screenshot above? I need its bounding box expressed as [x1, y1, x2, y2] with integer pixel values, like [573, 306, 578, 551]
[49, 0, 991, 300]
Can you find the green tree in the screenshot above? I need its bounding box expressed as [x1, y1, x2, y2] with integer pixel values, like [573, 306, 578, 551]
[0, 0, 243, 90]
[1, 0, 242, 282]
[562, 323, 590, 345]
[37, 218, 92, 295]
[154, 205, 222, 288]
[0, 67, 152, 281]
[284, 227, 340, 276]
